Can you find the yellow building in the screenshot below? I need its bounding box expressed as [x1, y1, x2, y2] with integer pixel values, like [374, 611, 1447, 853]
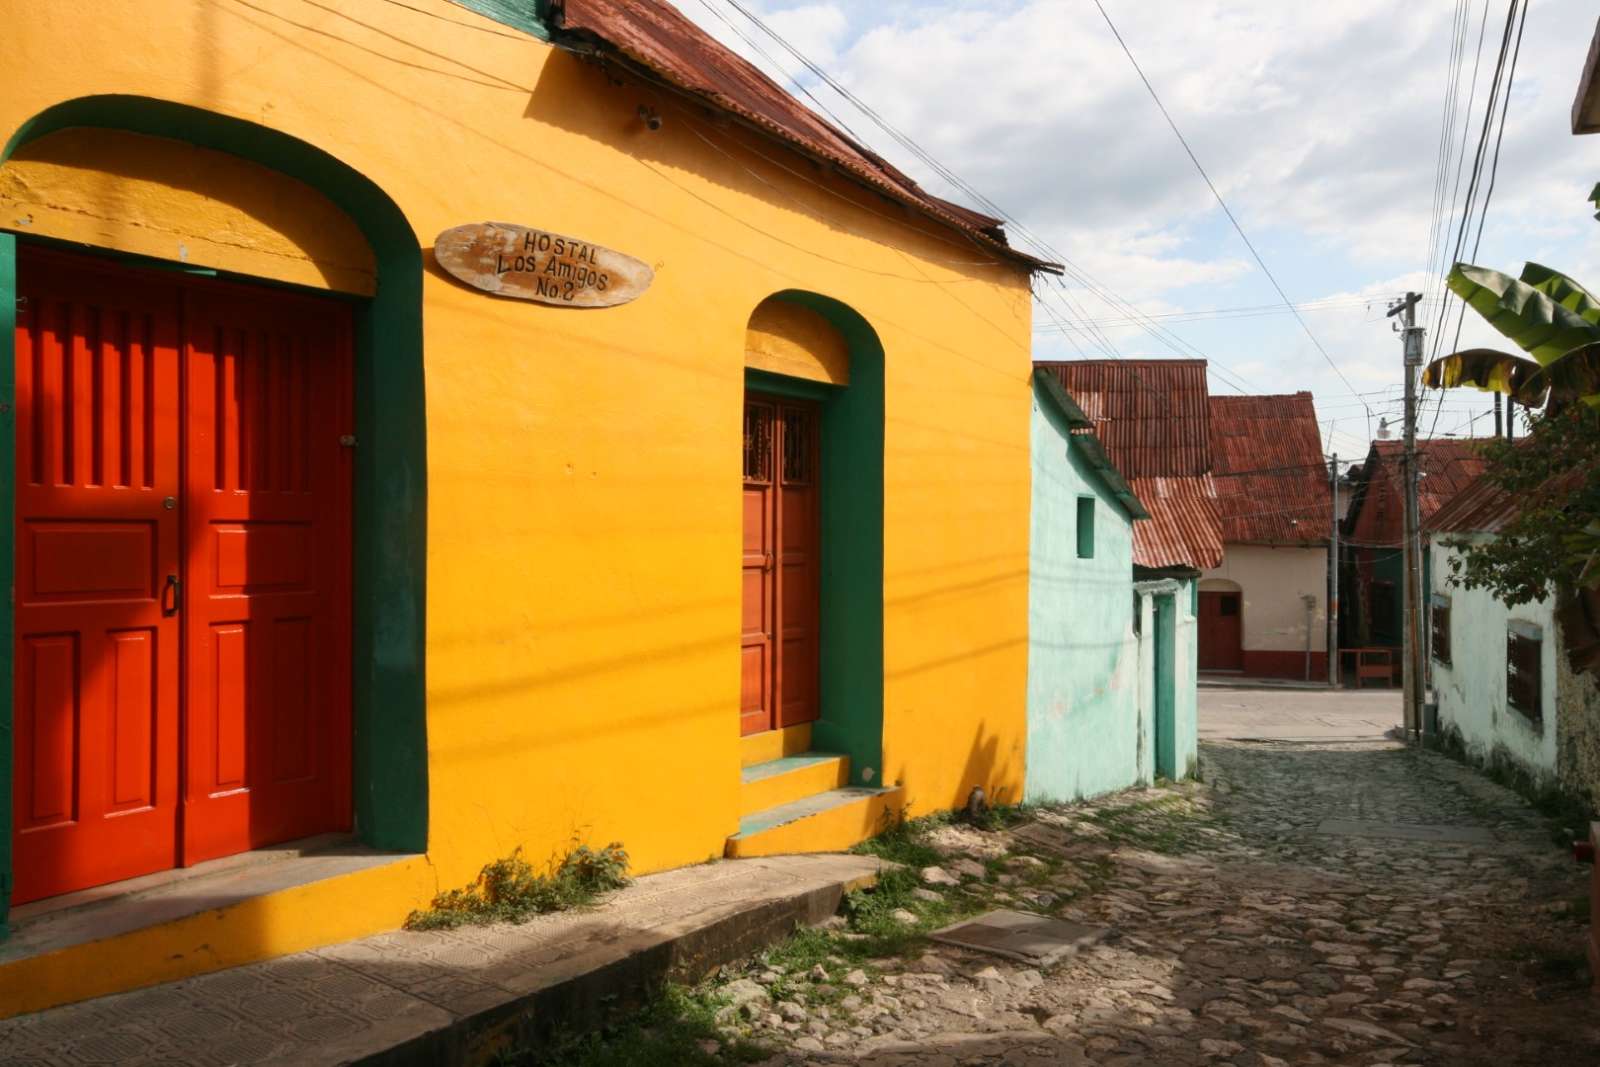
[0, 0, 1049, 1014]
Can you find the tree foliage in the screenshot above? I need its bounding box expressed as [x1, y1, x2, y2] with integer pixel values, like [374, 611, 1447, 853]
[1445, 406, 1600, 606]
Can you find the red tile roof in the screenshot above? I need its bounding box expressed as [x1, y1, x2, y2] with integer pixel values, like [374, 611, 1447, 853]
[1209, 393, 1330, 545]
[1036, 360, 1222, 570]
[549, 0, 1057, 273]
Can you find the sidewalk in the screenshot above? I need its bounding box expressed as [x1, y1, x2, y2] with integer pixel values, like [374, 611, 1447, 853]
[1199, 685, 1402, 743]
[0, 854, 883, 1066]
[1198, 672, 1334, 692]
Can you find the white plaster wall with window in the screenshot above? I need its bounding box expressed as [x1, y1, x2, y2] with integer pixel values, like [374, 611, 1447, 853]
[1429, 538, 1559, 780]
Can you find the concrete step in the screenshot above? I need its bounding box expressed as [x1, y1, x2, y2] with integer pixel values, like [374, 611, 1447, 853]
[739, 723, 812, 768]
[739, 753, 850, 818]
[726, 786, 903, 859]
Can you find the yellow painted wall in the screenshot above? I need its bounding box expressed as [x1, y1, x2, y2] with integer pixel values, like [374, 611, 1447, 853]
[745, 299, 850, 385]
[0, 0, 1033, 1010]
[0, 128, 375, 294]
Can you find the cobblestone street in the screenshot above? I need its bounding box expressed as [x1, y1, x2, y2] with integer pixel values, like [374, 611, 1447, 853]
[695, 688, 1600, 1067]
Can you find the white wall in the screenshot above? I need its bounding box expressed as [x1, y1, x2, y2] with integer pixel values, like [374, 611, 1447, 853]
[1201, 544, 1328, 653]
[1430, 538, 1559, 779]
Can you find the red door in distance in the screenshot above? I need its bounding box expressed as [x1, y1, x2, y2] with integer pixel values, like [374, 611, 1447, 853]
[1198, 590, 1244, 671]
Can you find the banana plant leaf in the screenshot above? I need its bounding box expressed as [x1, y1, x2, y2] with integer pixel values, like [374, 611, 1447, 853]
[1520, 263, 1600, 326]
[1590, 181, 1600, 222]
[1446, 262, 1600, 365]
[1522, 342, 1600, 409]
[1422, 347, 1548, 407]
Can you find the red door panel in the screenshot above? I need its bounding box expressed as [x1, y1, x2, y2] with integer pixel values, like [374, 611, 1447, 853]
[11, 253, 182, 904]
[181, 284, 352, 864]
[776, 406, 818, 728]
[740, 402, 775, 736]
[738, 396, 819, 737]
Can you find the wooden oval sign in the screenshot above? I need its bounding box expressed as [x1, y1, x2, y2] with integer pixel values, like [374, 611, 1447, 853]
[433, 222, 653, 308]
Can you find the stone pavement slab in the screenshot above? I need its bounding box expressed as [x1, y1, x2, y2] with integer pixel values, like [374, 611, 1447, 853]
[0, 853, 882, 1066]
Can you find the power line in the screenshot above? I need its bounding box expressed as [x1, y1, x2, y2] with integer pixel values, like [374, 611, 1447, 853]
[710, 0, 1265, 397]
[1087, 0, 1370, 419]
[1426, 0, 1525, 442]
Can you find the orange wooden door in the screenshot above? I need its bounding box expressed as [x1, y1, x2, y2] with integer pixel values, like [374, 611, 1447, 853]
[1198, 591, 1243, 671]
[181, 282, 353, 864]
[11, 252, 183, 904]
[739, 395, 819, 737]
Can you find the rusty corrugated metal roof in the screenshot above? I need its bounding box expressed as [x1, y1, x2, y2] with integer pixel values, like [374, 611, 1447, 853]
[1373, 438, 1493, 522]
[1426, 439, 1589, 535]
[1127, 476, 1224, 571]
[548, 0, 1058, 274]
[1346, 438, 1494, 546]
[1036, 360, 1221, 569]
[1209, 392, 1329, 545]
[1425, 469, 1519, 534]
[1035, 361, 1212, 477]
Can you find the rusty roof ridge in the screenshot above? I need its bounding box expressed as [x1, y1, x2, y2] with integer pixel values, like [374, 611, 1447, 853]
[544, 2, 1062, 275]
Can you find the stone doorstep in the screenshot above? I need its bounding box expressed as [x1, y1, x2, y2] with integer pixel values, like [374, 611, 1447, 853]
[1, 834, 413, 965]
[0, 853, 884, 1067]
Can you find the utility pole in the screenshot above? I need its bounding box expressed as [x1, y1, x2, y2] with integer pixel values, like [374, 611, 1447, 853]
[1329, 453, 1339, 688]
[1388, 292, 1427, 743]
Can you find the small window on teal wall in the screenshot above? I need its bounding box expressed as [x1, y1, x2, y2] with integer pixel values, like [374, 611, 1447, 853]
[1076, 497, 1095, 558]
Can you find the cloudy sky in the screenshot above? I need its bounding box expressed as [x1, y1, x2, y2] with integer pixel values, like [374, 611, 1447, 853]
[678, 0, 1600, 456]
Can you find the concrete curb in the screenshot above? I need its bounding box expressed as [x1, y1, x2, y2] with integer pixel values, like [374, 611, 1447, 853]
[358, 862, 878, 1066]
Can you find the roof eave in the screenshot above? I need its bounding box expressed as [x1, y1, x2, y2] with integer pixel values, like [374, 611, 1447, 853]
[1575, 17, 1600, 134]
[1033, 369, 1150, 520]
[548, 32, 1063, 276]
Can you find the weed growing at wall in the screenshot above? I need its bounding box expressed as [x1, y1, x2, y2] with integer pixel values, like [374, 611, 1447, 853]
[1424, 728, 1593, 848]
[406, 843, 631, 931]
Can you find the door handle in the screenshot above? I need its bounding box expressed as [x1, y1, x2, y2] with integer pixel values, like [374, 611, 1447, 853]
[163, 574, 181, 616]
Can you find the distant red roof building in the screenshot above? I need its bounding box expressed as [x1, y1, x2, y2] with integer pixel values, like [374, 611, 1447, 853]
[1035, 360, 1222, 570]
[1209, 393, 1329, 545]
[549, 0, 1057, 273]
[1347, 439, 1493, 548]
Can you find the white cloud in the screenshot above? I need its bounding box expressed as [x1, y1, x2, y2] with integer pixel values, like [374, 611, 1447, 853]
[679, 0, 1600, 448]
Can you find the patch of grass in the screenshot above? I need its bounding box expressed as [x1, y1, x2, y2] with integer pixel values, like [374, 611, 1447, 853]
[853, 815, 945, 869]
[508, 984, 768, 1067]
[405, 843, 631, 931]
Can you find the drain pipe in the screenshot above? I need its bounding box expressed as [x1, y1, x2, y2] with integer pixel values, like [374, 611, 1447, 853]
[1302, 594, 1318, 681]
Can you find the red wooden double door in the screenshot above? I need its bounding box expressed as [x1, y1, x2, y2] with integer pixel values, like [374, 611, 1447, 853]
[740, 396, 820, 736]
[1197, 591, 1243, 671]
[11, 250, 353, 904]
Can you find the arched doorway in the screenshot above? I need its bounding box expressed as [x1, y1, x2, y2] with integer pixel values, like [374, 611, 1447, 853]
[741, 291, 884, 788]
[0, 98, 427, 916]
[1197, 578, 1244, 671]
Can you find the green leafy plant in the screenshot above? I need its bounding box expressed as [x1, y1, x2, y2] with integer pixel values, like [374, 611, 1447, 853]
[405, 842, 631, 931]
[1441, 406, 1600, 605]
[1422, 262, 1600, 411]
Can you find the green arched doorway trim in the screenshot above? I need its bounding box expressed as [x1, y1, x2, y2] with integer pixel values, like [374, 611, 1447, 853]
[0, 97, 429, 932]
[744, 290, 884, 788]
